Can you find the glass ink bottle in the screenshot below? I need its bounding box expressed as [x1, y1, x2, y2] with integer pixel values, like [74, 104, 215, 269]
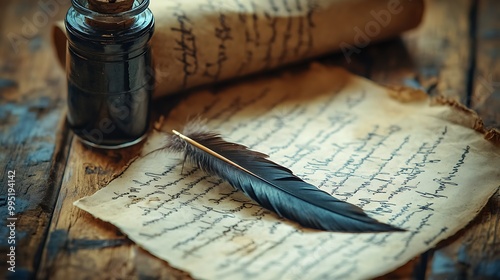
[65, 0, 155, 149]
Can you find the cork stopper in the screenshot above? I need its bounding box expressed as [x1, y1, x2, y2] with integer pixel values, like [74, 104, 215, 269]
[86, 0, 135, 29]
[88, 0, 134, 14]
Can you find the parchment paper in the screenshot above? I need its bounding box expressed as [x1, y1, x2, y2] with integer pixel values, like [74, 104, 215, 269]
[52, 0, 424, 97]
[75, 65, 500, 280]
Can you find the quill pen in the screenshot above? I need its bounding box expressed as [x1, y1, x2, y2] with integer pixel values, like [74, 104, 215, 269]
[165, 122, 403, 233]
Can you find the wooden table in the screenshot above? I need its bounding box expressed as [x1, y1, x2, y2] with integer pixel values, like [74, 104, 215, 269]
[1, 0, 499, 279]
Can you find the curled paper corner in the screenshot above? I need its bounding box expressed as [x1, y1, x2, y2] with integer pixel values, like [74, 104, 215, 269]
[431, 96, 485, 132]
[387, 85, 428, 103]
[430, 96, 499, 145]
[484, 129, 500, 145]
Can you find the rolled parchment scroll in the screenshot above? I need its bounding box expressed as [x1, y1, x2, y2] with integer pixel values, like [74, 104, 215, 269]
[53, 0, 424, 97]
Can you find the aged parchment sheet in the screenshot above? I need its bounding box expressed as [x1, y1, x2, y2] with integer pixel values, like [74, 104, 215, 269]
[52, 0, 424, 97]
[75, 65, 500, 280]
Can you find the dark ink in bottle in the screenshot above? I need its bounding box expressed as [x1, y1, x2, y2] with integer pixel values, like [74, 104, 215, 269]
[65, 0, 155, 148]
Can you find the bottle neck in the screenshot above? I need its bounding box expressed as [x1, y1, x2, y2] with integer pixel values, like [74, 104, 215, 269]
[71, 0, 149, 29]
[65, 0, 154, 59]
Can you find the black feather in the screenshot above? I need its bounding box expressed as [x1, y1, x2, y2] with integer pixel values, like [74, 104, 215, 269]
[166, 121, 404, 233]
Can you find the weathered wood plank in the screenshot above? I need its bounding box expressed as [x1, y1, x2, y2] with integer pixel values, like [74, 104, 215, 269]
[2, 0, 496, 279]
[401, 0, 473, 102]
[427, 0, 500, 278]
[351, 0, 497, 278]
[426, 191, 500, 279]
[321, 0, 473, 98]
[0, 0, 72, 278]
[471, 0, 500, 129]
[37, 136, 192, 279]
[366, 0, 473, 100]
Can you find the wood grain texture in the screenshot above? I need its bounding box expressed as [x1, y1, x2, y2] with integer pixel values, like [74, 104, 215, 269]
[0, 0, 71, 278]
[37, 139, 191, 279]
[426, 0, 500, 278]
[364, 0, 500, 278]
[471, 0, 500, 129]
[0, 0, 498, 279]
[426, 192, 500, 279]
[329, 0, 500, 279]
[396, 0, 473, 102]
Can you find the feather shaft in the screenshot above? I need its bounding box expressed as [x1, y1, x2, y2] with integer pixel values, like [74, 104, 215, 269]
[172, 130, 258, 177]
[167, 123, 404, 233]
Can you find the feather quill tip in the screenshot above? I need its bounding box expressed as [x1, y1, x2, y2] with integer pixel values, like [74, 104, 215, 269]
[165, 122, 405, 233]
